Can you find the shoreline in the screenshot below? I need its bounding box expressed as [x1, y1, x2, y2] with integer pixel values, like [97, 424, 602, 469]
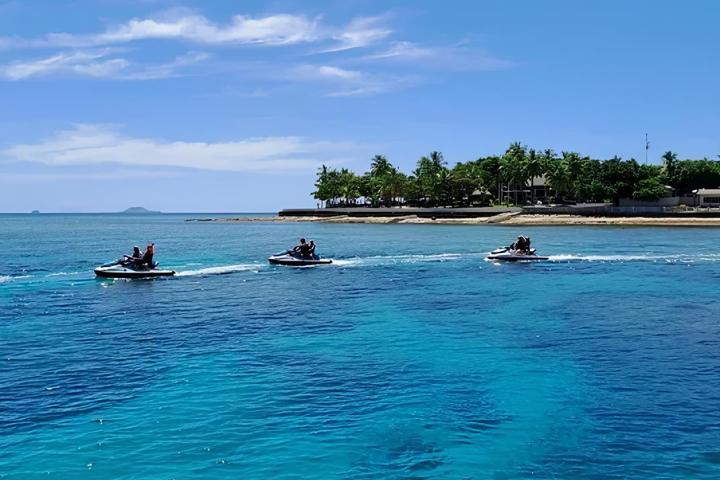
[186, 214, 720, 227]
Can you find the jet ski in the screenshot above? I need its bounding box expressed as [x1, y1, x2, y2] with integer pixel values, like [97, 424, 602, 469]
[486, 247, 548, 261]
[490, 246, 536, 255]
[268, 251, 333, 266]
[94, 260, 175, 279]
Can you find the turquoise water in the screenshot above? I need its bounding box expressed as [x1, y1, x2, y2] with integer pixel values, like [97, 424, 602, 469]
[2, 214, 720, 479]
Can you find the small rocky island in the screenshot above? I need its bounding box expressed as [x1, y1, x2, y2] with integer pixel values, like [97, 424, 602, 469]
[122, 207, 161, 214]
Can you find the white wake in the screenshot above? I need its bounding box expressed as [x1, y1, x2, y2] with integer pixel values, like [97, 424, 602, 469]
[175, 263, 264, 277]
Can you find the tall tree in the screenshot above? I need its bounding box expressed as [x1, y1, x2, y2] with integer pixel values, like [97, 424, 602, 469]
[525, 148, 546, 204]
[500, 142, 528, 205]
[661, 150, 678, 189]
[413, 152, 448, 206]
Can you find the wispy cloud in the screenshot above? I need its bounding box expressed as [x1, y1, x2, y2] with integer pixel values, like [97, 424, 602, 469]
[0, 10, 514, 92]
[323, 16, 393, 52]
[0, 13, 323, 49]
[0, 124, 356, 173]
[0, 49, 209, 80]
[94, 13, 319, 46]
[293, 65, 363, 81]
[1, 50, 128, 80]
[362, 41, 516, 70]
[121, 51, 209, 79]
[290, 64, 415, 96]
[0, 11, 396, 51]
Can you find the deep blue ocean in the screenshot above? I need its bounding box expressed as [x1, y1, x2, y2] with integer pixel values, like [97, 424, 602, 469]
[1, 214, 719, 479]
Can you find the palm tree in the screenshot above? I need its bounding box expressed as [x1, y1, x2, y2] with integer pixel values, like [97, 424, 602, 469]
[364, 155, 400, 206]
[436, 168, 451, 206]
[429, 151, 445, 170]
[501, 143, 528, 205]
[413, 152, 448, 206]
[525, 148, 545, 204]
[370, 155, 393, 177]
[545, 156, 572, 203]
[661, 150, 678, 189]
[338, 169, 360, 205]
[312, 165, 330, 207]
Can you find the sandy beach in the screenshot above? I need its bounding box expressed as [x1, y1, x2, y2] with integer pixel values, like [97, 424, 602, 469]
[187, 213, 720, 227]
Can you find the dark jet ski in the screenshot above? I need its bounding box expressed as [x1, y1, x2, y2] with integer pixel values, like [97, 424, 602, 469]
[268, 251, 333, 266]
[94, 260, 175, 278]
[486, 247, 548, 262]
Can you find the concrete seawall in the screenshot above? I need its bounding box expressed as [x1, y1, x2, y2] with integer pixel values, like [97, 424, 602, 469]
[279, 207, 521, 218]
[281, 206, 720, 219]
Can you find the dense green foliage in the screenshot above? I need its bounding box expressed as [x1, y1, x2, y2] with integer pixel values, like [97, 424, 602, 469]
[313, 144, 720, 207]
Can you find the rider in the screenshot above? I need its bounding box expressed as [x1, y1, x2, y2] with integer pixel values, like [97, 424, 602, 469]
[141, 243, 155, 267]
[308, 240, 316, 258]
[123, 246, 144, 267]
[512, 235, 531, 253]
[292, 238, 313, 258]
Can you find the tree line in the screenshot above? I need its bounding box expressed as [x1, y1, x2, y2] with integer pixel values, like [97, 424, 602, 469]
[312, 143, 720, 207]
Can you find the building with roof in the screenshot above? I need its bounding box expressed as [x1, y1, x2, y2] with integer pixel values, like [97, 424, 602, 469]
[694, 189, 720, 207]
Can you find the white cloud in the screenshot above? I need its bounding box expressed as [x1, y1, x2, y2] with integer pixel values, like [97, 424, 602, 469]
[1, 50, 128, 80]
[0, 10, 514, 90]
[0, 124, 355, 173]
[363, 41, 516, 70]
[121, 51, 210, 80]
[292, 64, 363, 81]
[366, 41, 435, 60]
[96, 13, 319, 46]
[323, 16, 392, 52]
[289, 64, 415, 96]
[1, 13, 320, 49]
[0, 12, 394, 51]
[0, 49, 209, 80]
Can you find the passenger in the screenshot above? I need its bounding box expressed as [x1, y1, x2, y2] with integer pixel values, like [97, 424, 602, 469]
[513, 235, 530, 253]
[292, 238, 313, 258]
[123, 246, 143, 267]
[141, 243, 155, 268]
[308, 240, 317, 258]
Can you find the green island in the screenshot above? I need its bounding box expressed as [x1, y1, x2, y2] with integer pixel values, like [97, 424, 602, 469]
[188, 144, 720, 226]
[312, 144, 720, 208]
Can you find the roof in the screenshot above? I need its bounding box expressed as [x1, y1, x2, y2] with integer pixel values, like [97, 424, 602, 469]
[695, 188, 720, 195]
[525, 175, 547, 187]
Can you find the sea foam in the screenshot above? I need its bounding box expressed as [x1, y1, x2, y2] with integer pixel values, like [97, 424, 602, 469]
[176, 263, 263, 277]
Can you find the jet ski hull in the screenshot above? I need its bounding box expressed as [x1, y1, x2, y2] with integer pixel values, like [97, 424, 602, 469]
[94, 265, 176, 278]
[486, 252, 548, 261]
[268, 255, 333, 266]
[491, 247, 537, 255]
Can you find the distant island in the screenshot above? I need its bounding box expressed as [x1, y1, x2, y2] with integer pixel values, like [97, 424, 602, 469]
[122, 207, 161, 214]
[31, 210, 40, 214]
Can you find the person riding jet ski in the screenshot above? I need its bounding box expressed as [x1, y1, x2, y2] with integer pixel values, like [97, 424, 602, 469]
[122, 246, 144, 267]
[292, 238, 315, 258]
[140, 243, 155, 267]
[511, 235, 531, 253]
[120, 243, 156, 269]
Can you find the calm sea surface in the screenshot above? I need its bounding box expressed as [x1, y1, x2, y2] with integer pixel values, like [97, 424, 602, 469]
[1, 214, 719, 479]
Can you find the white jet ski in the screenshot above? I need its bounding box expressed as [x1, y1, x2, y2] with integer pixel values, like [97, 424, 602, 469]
[268, 252, 333, 266]
[94, 260, 175, 279]
[486, 247, 548, 262]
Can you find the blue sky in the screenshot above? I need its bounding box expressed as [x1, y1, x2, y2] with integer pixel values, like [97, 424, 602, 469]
[0, 0, 718, 212]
